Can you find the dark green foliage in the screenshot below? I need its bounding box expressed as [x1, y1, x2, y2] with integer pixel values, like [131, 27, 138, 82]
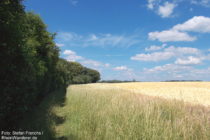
[0, 0, 29, 129]
[57, 60, 101, 85]
[82, 68, 100, 83]
[0, 0, 100, 129]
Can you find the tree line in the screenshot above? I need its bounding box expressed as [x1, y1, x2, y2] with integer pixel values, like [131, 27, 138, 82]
[0, 0, 100, 129]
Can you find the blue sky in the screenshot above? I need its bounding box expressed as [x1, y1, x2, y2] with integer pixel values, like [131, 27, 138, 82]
[25, 0, 210, 81]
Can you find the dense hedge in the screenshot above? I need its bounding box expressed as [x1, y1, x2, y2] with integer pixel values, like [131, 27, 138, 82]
[0, 0, 100, 129]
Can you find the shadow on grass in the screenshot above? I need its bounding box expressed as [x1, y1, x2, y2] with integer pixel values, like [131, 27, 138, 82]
[18, 87, 69, 140]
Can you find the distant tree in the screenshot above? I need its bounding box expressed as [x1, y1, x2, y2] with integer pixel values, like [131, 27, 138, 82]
[83, 68, 100, 83]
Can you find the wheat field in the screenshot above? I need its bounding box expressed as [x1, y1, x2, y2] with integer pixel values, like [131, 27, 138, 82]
[52, 82, 210, 140]
[86, 82, 210, 106]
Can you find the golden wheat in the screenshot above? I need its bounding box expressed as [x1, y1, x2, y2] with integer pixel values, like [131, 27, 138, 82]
[83, 82, 210, 106]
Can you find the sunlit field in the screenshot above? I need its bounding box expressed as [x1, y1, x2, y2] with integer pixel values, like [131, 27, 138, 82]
[94, 82, 210, 106]
[52, 82, 210, 140]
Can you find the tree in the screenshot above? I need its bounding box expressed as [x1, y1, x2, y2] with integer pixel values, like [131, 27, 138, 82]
[0, 0, 28, 129]
[0, 1, 60, 129]
[82, 68, 100, 83]
[0, 0, 101, 129]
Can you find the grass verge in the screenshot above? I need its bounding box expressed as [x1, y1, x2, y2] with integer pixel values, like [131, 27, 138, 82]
[55, 85, 210, 140]
[19, 88, 67, 140]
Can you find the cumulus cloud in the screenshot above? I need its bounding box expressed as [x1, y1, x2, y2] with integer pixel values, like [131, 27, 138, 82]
[131, 46, 200, 62]
[148, 30, 196, 42]
[158, 2, 176, 18]
[147, 0, 210, 18]
[148, 16, 210, 42]
[173, 16, 210, 33]
[175, 56, 202, 65]
[146, 0, 176, 18]
[145, 44, 167, 51]
[57, 32, 140, 48]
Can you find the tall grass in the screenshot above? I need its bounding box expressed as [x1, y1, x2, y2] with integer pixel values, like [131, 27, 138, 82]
[54, 84, 210, 140]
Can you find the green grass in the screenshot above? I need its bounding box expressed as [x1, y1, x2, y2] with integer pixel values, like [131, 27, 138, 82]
[20, 84, 210, 140]
[55, 85, 210, 140]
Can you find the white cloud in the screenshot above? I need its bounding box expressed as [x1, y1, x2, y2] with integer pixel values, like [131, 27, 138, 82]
[158, 2, 176, 18]
[148, 30, 196, 42]
[147, 0, 210, 18]
[63, 50, 76, 55]
[131, 46, 200, 62]
[142, 63, 210, 81]
[147, 0, 157, 9]
[113, 66, 128, 71]
[173, 16, 210, 33]
[145, 44, 167, 51]
[56, 43, 65, 47]
[131, 51, 174, 61]
[175, 56, 202, 65]
[57, 32, 140, 48]
[148, 16, 210, 42]
[63, 50, 83, 61]
[146, 1, 176, 18]
[164, 46, 200, 55]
